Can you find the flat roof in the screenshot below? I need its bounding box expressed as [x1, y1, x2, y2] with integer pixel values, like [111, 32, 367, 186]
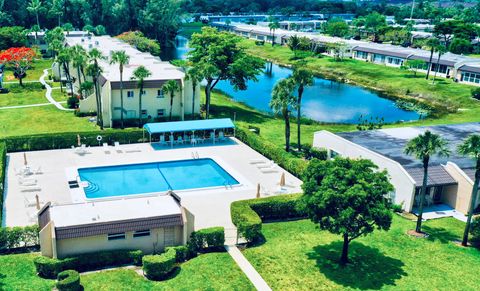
[49, 195, 182, 228]
[65, 35, 184, 83]
[144, 118, 235, 134]
[337, 123, 480, 169]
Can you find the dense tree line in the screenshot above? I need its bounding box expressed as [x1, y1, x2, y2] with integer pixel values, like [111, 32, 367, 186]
[0, 0, 182, 46]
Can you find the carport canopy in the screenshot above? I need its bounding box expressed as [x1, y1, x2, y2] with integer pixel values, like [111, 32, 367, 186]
[143, 118, 235, 135]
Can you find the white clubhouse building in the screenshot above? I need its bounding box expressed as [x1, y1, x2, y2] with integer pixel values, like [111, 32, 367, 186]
[54, 34, 200, 127]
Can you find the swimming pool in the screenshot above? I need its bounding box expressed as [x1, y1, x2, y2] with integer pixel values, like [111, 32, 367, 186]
[78, 158, 239, 199]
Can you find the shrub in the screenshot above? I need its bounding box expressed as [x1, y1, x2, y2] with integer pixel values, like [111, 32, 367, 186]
[2, 129, 145, 152]
[142, 248, 177, 280]
[67, 96, 79, 109]
[0, 225, 39, 251]
[391, 204, 403, 213]
[165, 245, 190, 263]
[189, 227, 225, 252]
[33, 249, 143, 278]
[236, 127, 307, 178]
[472, 88, 480, 101]
[56, 270, 81, 291]
[231, 194, 304, 242]
[470, 216, 480, 247]
[302, 144, 327, 160]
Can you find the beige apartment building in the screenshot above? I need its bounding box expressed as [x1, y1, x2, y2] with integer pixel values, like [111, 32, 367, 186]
[38, 195, 193, 259]
[313, 123, 480, 215]
[53, 34, 200, 128]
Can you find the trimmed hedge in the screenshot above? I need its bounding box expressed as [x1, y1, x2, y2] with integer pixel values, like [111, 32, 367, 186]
[1, 129, 145, 152]
[56, 270, 81, 291]
[165, 245, 192, 263]
[33, 249, 143, 278]
[142, 248, 177, 280]
[231, 194, 304, 242]
[236, 127, 307, 178]
[189, 227, 225, 252]
[0, 225, 39, 250]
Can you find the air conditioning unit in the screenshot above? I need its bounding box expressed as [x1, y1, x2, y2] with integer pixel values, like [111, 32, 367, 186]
[95, 41, 99, 46]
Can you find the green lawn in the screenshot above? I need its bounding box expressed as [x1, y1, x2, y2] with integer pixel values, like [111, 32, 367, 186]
[241, 40, 480, 125]
[0, 83, 47, 107]
[243, 216, 480, 290]
[3, 58, 52, 83]
[0, 252, 254, 291]
[0, 106, 96, 138]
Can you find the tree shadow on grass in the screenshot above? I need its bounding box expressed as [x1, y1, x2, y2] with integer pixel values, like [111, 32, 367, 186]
[422, 225, 460, 244]
[210, 102, 272, 125]
[306, 241, 407, 290]
[0, 273, 5, 289]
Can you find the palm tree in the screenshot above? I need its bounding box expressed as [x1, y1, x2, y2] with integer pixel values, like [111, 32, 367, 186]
[27, 0, 42, 31]
[162, 80, 181, 121]
[458, 134, 480, 246]
[131, 66, 151, 127]
[57, 47, 74, 97]
[86, 48, 106, 129]
[292, 67, 314, 150]
[405, 130, 450, 233]
[287, 35, 301, 58]
[185, 66, 202, 120]
[432, 44, 447, 85]
[270, 78, 296, 152]
[268, 20, 280, 47]
[425, 38, 439, 80]
[110, 50, 130, 129]
[71, 45, 87, 98]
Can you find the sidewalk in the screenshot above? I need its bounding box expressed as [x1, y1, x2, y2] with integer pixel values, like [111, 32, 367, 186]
[225, 245, 272, 291]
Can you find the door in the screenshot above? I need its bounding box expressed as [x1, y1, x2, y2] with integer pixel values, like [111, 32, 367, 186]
[164, 227, 175, 247]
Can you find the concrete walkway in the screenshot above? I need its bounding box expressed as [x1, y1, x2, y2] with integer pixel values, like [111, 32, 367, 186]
[39, 68, 73, 111]
[225, 245, 272, 291]
[0, 101, 66, 110]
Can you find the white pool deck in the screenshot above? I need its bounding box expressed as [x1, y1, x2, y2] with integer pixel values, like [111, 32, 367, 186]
[2, 137, 302, 230]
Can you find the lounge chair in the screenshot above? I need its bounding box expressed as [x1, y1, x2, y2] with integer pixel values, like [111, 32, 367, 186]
[249, 159, 267, 164]
[176, 136, 184, 145]
[103, 143, 111, 154]
[210, 131, 216, 143]
[219, 131, 226, 142]
[24, 195, 44, 208]
[159, 135, 167, 145]
[19, 176, 37, 186]
[260, 164, 278, 173]
[257, 161, 275, 169]
[34, 166, 42, 175]
[114, 142, 123, 153]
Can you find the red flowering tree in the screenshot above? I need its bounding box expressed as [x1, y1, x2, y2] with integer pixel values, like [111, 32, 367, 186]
[0, 47, 37, 86]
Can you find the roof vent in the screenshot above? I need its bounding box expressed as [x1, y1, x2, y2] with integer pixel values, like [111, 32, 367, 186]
[81, 38, 84, 42]
[88, 44, 93, 49]
[95, 41, 99, 46]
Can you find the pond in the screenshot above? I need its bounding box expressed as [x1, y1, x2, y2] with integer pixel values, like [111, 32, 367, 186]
[161, 36, 421, 124]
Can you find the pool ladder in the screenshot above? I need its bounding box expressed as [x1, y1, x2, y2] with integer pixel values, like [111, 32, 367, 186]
[224, 180, 233, 190]
[191, 151, 199, 159]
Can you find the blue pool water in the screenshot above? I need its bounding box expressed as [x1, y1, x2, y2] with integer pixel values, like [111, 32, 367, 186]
[78, 158, 239, 199]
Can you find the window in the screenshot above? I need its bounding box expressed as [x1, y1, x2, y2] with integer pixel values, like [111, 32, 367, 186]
[157, 89, 164, 98]
[133, 230, 151, 238]
[373, 54, 386, 64]
[387, 57, 404, 66]
[431, 63, 448, 74]
[461, 72, 480, 84]
[141, 90, 146, 95]
[107, 232, 126, 241]
[157, 109, 165, 117]
[127, 91, 134, 98]
[355, 51, 368, 59]
[141, 109, 147, 117]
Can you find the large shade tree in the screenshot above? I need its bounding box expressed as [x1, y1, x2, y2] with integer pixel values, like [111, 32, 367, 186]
[458, 134, 480, 246]
[270, 78, 296, 152]
[405, 130, 450, 233]
[0, 47, 36, 87]
[268, 18, 280, 47]
[131, 65, 151, 127]
[300, 157, 393, 264]
[188, 27, 264, 119]
[292, 66, 314, 150]
[110, 50, 130, 128]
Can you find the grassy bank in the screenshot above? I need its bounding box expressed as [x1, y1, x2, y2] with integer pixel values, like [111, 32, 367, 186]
[241, 39, 480, 126]
[244, 216, 480, 290]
